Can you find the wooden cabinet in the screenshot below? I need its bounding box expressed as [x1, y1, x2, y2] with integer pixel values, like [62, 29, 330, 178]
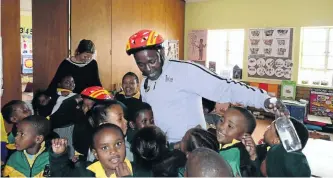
[32, 0, 69, 90]
[34, 0, 185, 91]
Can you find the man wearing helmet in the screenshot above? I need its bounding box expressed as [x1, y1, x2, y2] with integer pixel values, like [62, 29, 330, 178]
[126, 30, 289, 143]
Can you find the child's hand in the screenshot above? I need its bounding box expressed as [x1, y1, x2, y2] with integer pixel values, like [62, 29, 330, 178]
[51, 138, 67, 155]
[71, 155, 79, 163]
[241, 134, 257, 161]
[115, 162, 131, 177]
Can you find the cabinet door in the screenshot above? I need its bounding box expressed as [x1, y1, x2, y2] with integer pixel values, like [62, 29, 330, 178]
[71, 0, 112, 89]
[32, 0, 69, 90]
[1, 0, 21, 106]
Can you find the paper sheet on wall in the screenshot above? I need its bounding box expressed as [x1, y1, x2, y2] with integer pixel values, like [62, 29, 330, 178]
[163, 40, 179, 60]
[187, 30, 208, 62]
[247, 28, 293, 80]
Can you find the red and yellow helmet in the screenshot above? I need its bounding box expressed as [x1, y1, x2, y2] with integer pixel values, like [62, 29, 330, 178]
[81, 86, 113, 100]
[126, 29, 164, 55]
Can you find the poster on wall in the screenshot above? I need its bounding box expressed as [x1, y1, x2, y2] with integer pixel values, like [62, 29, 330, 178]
[163, 40, 179, 60]
[188, 30, 208, 62]
[21, 28, 33, 74]
[22, 55, 33, 74]
[247, 28, 293, 80]
[310, 88, 333, 118]
[208, 61, 216, 72]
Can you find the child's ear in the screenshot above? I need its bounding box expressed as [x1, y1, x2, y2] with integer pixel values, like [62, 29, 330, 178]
[92, 149, 98, 160]
[129, 121, 136, 129]
[35, 135, 44, 144]
[273, 137, 281, 145]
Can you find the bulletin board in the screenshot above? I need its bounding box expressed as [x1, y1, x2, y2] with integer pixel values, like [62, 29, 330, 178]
[310, 88, 333, 118]
[247, 28, 293, 80]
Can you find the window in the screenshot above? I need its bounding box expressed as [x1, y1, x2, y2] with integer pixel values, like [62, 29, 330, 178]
[298, 27, 333, 86]
[207, 29, 245, 76]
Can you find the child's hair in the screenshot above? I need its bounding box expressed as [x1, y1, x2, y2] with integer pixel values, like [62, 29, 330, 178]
[88, 100, 127, 128]
[131, 126, 168, 169]
[122, 72, 139, 84]
[186, 128, 219, 152]
[31, 90, 47, 114]
[75, 39, 95, 55]
[59, 75, 73, 84]
[230, 106, 256, 134]
[92, 123, 124, 148]
[1, 100, 26, 123]
[152, 149, 187, 177]
[202, 98, 216, 113]
[129, 102, 152, 122]
[21, 115, 51, 137]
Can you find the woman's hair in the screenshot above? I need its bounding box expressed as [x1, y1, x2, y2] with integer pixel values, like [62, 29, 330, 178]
[129, 102, 152, 122]
[186, 128, 219, 153]
[122, 72, 139, 84]
[75, 39, 95, 55]
[152, 149, 187, 177]
[131, 126, 168, 169]
[87, 100, 127, 128]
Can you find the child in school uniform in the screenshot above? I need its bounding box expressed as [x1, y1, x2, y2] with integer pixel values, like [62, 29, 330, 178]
[50, 124, 132, 177]
[87, 100, 133, 162]
[49, 86, 112, 157]
[51, 75, 76, 160]
[3, 115, 51, 177]
[126, 102, 155, 143]
[115, 72, 142, 116]
[217, 106, 257, 177]
[260, 144, 311, 177]
[1, 100, 32, 162]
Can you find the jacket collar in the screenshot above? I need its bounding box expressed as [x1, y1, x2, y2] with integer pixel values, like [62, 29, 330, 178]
[119, 91, 140, 99]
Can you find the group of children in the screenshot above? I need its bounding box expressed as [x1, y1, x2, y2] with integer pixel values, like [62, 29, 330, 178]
[0, 71, 312, 177]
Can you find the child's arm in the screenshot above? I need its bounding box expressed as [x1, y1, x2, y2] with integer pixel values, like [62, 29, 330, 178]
[241, 134, 262, 176]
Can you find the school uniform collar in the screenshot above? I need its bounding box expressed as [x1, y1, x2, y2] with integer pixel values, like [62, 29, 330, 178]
[87, 159, 132, 178]
[119, 91, 140, 100]
[220, 139, 241, 149]
[23, 141, 46, 167]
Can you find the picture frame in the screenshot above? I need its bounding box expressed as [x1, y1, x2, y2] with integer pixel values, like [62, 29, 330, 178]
[281, 80, 296, 100]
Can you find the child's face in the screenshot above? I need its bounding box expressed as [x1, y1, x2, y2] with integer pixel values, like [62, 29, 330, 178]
[134, 109, 154, 130]
[216, 109, 246, 144]
[122, 75, 139, 97]
[38, 94, 51, 106]
[83, 98, 95, 110]
[11, 103, 32, 123]
[93, 128, 126, 174]
[59, 76, 75, 91]
[15, 121, 39, 151]
[104, 104, 128, 135]
[263, 121, 280, 145]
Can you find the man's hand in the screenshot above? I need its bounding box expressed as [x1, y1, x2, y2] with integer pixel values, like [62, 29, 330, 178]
[264, 97, 290, 117]
[115, 162, 132, 177]
[241, 134, 257, 161]
[52, 138, 68, 155]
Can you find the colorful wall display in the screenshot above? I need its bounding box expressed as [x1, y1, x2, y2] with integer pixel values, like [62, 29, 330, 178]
[310, 88, 333, 118]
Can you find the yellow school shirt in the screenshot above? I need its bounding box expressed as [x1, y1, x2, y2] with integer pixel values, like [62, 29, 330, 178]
[87, 158, 132, 178]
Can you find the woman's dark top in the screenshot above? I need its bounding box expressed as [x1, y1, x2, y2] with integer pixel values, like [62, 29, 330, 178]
[46, 59, 102, 96]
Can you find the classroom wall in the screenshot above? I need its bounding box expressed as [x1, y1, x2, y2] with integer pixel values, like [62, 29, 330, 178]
[185, 0, 333, 84]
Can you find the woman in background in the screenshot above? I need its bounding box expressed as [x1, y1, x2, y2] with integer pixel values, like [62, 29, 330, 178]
[46, 39, 102, 96]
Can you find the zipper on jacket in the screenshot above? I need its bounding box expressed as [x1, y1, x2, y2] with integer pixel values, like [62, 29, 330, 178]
[21, 150, 45, 177]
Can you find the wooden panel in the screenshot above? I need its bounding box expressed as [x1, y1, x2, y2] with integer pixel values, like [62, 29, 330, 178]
[32, 0, 69, 90]
[165, 0, 185, 59]
[141, 0, 166, 36]
[1, 0, 22, 106]
[71, 0, 112, 89]
[111, 0, 142, 88]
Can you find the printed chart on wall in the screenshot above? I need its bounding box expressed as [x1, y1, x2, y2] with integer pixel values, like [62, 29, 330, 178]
[247, 28, 293, 80]
[21, 29, 33, 74]
[310, 88, 333, 118]
[163, 40, 179, 60]
[188, 30, 207, 63]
